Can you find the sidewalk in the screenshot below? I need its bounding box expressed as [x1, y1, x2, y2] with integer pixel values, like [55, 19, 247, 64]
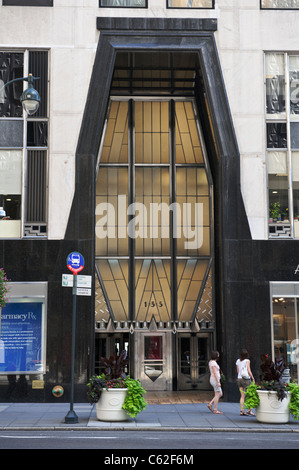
[0, 401, 298, 432]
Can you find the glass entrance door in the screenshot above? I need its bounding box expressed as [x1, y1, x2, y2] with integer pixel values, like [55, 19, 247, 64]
[178, 333, 211, 390]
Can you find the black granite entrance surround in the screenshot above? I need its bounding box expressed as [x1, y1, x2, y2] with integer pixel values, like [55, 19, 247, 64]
[0, 18, 297, 402]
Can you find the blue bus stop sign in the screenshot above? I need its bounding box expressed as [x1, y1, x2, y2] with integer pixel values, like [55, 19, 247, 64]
[67, 252, 84, 274]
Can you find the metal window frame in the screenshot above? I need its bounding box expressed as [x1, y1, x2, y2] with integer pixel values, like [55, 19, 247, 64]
[260, 0, 299, 9]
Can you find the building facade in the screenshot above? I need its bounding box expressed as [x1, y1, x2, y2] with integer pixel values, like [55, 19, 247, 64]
[0, 0, 299, 402]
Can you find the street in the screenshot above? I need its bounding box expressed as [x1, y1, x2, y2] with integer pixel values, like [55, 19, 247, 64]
[0, 430, 298, 450]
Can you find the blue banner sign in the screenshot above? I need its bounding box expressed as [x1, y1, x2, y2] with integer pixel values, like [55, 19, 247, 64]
[0, 302, 44, 374]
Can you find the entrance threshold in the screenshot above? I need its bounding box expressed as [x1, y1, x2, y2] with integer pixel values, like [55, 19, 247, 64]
[145, 390, 214, 404]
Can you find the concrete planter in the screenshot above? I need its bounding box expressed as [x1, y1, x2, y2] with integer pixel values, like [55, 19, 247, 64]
[96, 388, 128, 421]
[256, 390, 291, 424]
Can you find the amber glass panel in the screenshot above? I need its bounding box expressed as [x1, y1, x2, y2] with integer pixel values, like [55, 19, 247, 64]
[100, 101, 128, 163]
[135, 167, 170, 256]
[135, 259, 171, 323]
[96, 259, 129, 322]
[95, 167, 128, 256]
[176, 167, 210, 256]
[135, 101, 169, 164]
[177, 260, 209, 322]
[175, 101, 203, 164]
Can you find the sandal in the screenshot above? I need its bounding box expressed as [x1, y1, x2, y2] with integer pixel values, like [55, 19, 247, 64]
[247, 410, 256, 416]
[213, 410, 223, 414]
[207, 404, 213, 413]
[240, 411, 248, 416]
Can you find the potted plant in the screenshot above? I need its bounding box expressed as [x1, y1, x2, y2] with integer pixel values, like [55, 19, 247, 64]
[87, 351, 147, 421]
[269, 202, 281, 222]
[244, 353, 299, 424]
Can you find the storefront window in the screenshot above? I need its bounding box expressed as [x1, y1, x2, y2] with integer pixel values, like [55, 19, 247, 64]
[0, 282, 47, 375]
[272, 297, 298, 382]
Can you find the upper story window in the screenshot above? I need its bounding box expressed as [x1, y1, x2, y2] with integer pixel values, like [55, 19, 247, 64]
[2, 1, 53, 5]
[167, 0, 213, 8]
[261, 0, 299, 8]
[0, 50, 48, 239]
[266, 52, 299, 239]
[99, 0, 147, 7]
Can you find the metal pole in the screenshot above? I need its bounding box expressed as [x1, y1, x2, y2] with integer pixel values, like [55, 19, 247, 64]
[65, 273, 78, 423]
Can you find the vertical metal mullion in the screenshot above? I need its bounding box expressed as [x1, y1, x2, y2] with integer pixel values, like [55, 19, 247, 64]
[285, 53, 294, 237]
[170, 99, 177, 322]
[22, 50, 29, 234]
[294, 298, 298, 355]
[129, 99, 135, 322]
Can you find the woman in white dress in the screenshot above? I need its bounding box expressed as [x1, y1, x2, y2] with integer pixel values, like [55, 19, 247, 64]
[207, 351, 223, 414]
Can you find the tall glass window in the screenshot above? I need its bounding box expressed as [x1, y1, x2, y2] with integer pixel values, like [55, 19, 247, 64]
[271, 282, 299, 383]
[95, 98, 213, 326]
[0, 50, 48, 238]
[266, 52, 299, 238]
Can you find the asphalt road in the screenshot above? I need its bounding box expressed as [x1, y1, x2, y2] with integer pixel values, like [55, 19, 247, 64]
[0, 430, 299, 451]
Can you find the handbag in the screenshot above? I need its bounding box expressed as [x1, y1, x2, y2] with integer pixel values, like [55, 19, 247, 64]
[241, 360, 250, 379]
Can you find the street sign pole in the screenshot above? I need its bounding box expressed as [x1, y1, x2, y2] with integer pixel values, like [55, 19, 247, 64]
[65, 273, 78, 424]
[64, 252, 85, 424]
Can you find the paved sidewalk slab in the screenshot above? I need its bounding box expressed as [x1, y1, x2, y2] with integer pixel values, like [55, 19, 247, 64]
[0, 402, 298, 432]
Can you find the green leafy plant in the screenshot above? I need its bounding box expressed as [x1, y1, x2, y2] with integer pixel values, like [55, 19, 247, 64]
[287, 382, 299, 421]
[0, 268, 10, 308]
[269, 202, 281, 220]
[244, 382, 260, 410]
[122, 376, 147, 418]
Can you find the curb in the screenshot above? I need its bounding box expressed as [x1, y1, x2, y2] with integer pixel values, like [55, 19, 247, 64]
[0, 425, 298, 433]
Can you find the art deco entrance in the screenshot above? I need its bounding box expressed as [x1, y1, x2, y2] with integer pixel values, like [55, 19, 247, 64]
[94, 54, 215, 391]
